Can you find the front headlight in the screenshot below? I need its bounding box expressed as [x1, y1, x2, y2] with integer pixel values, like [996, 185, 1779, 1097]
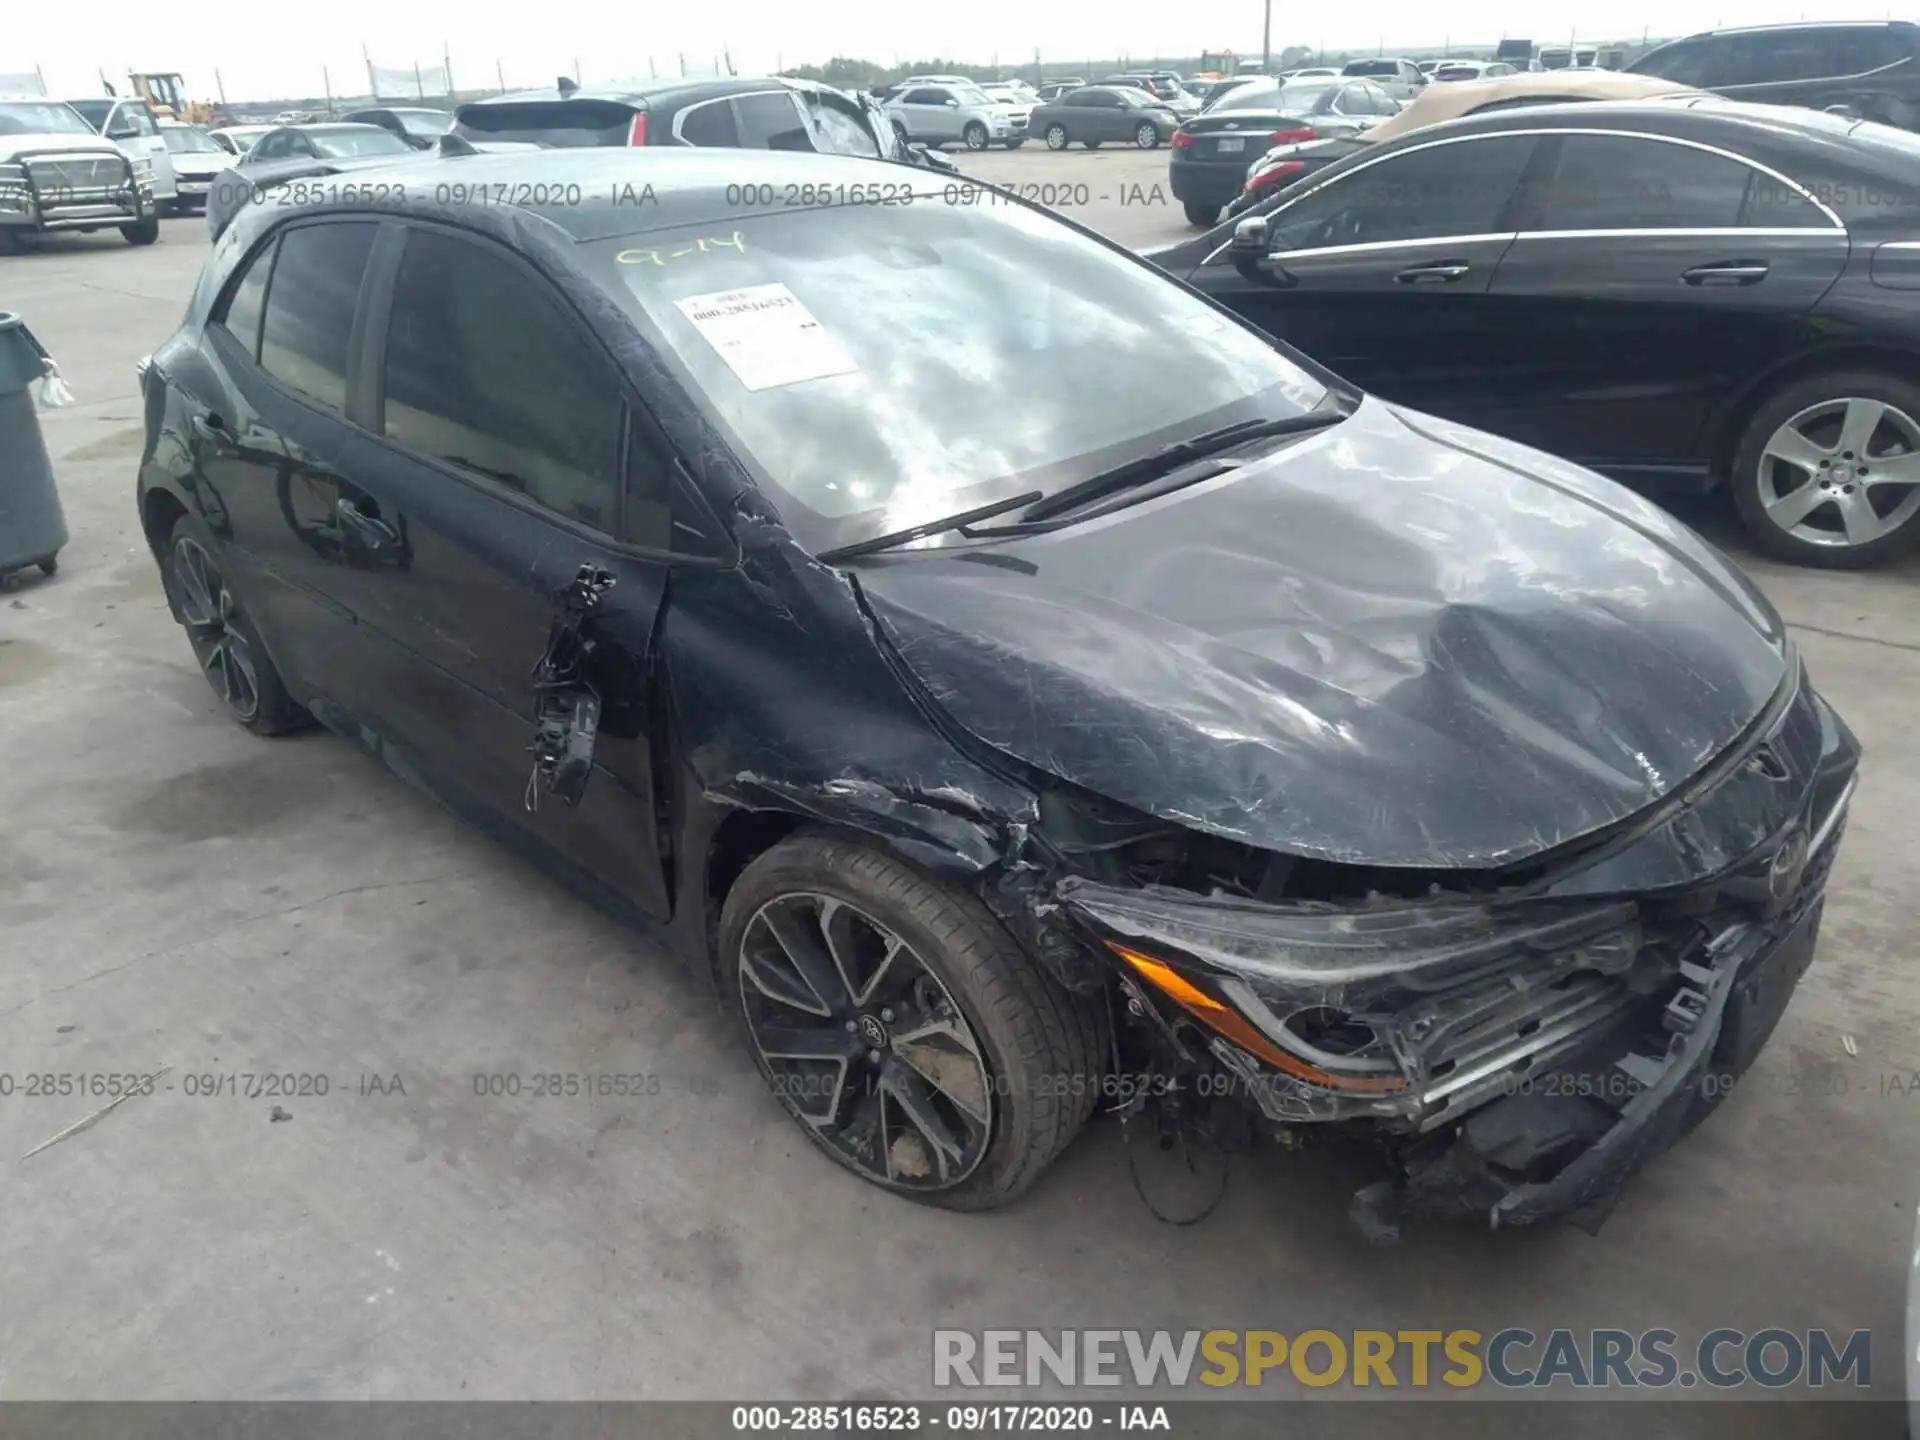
[1058, 876, 1641, 1098]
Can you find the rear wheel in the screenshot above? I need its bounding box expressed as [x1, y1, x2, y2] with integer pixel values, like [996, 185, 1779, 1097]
[963, 121, 990, 151]
[1730, 371, 1920, 568]
[1083, 138, 1102, 149]
[1134, 122, 1160, 149]
[121, 216, 160, 246]
[1183, 201, 1220, 227]
[1044, 124, 1069, 150]
[161, 514, 310, 733]
[1001, 137, 1025, 149]
[719, 832, 1105, 1210]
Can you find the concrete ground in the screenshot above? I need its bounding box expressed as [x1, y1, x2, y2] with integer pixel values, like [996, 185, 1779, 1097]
[1, 150, 1917, 1430]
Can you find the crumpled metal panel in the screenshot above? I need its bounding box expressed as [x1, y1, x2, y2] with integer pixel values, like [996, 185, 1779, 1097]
[857, 398, 1791, 870]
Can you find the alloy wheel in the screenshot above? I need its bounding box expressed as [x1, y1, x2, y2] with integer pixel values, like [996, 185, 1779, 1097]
[1756, 396, 1920, 550]
[1135, 123, 1158, 148]
[171, 535, 262, 722]
[737, 892, 993, 1192]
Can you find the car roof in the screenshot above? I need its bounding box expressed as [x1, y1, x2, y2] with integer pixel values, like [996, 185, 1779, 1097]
[223, 146, 959, 249]
[1381, 94, 1891, 151]
[1666, 18, 1915, 37]
[275, 122, 397, 134]
[1363, 69, 1696, 142]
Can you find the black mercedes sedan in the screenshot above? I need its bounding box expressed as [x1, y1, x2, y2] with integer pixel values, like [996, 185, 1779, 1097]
[136, 146, 1857, 1234]
[1168, 76, 1398, 227]
[1166, 97, 1920, 567]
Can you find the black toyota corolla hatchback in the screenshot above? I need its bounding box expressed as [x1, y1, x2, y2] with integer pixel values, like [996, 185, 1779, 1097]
[137, 147, 1859, 1235]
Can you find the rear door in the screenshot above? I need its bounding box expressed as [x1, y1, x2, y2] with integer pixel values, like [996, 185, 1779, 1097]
[1480, 129, 1850, 473]
[321, 221, 676, 914]
[193, 220, 383, 706]
[1205, 132, 1538, 423]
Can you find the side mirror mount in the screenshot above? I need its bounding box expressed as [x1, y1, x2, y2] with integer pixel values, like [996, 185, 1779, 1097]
[1230, 214, 1296, 288]
[945, 98, 961, 108]
[106, 123, 139, 140]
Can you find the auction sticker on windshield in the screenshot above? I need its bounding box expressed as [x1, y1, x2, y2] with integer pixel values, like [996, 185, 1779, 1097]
[673, 283, 859, 391]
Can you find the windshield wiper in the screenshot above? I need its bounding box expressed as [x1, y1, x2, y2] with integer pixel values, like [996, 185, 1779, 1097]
[816, 489, 1044, 564]
[1015, 407, 1349, 526]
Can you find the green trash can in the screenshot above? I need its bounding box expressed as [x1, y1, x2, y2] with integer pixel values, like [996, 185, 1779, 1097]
[0, 312, 67, 581]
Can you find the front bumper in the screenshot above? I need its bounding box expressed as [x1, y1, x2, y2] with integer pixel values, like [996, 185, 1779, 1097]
[1057, 666, 1858, 1235]
[0, 151, 151, 231]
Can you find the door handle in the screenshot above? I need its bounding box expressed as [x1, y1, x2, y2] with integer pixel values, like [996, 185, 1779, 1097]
[190, 412, 233, 449]
[1682, 261, 1770, 286]
[1394, 261, 1471, 284]
[334, 496, 398, 548]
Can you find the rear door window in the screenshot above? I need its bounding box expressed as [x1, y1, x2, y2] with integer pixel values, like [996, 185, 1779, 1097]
[381, 227, 624, 532]
[1629, 36, 1720, 86]
[217, 238, 275, 360]
[257, 222, 377, 412]
[1535, 135, 1756, 229]
[1825, 26, 1913, 75]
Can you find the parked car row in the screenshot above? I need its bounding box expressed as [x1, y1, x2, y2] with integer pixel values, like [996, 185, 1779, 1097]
[206, 75, 962, 239]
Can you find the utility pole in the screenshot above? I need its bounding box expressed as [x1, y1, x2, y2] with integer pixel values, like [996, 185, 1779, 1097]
[1262, 0, 1272, 70]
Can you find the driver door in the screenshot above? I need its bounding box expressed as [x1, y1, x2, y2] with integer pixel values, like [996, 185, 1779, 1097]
[1204, 132, 1539, 426]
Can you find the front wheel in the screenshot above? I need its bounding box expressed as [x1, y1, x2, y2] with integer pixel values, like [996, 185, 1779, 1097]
[1134, 122, 1160, 149]
[1044, 124, 1069, 150]
[719, 832, 1106, 1210]
[1001, 137, 1025, 149]
[1083, 138, 1102, 149]
[1729, 371, 1920, 568]
[1183, 201, 1220, 227]
[121, 216, 160, 246]
[963, 121, 990, 151]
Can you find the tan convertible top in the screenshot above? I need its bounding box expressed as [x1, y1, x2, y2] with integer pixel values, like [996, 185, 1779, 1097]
[1365, 70, 1697, 144]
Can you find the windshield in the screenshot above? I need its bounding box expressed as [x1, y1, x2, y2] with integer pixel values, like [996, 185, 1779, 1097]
[310, 127, 412, 157]
[161, 125, 222, 154]
[1277, 82, 1337, 108]
[455, 100, 633, 146]
[594, 198, 1325, 554]
[66, 99, 114, 129]
[0, 101, 99, 136]
[1341, 61, 1400, 78]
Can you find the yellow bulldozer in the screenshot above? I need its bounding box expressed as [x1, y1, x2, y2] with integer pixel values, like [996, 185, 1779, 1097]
[127, 72, 222, 125]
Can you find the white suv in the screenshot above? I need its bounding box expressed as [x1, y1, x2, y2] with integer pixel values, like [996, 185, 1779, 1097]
[0, 95, 159, 251]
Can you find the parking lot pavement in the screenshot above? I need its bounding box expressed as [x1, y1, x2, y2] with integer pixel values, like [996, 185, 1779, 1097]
[2, 174, 1918, 1426]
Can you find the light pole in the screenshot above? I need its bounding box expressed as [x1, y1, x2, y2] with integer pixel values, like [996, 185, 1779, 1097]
[1262, 0, 1272, 70]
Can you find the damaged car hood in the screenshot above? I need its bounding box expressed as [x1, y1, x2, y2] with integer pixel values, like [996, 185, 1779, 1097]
[855, 397, 1790, 869]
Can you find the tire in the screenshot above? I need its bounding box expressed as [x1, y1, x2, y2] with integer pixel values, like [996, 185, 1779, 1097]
[121, 216, 160, 246]
[963, 121, 990, 151]
[1729, 369, 1920, 569]
[719, 832, 1106, 1211]
[1083, 139, 1102, 149]
[0, 227, 23, 256]
[160, 512, 310, 734]
[1044, 124, 1069, 150]
[1001, 138, 1025, 149]
[1183, 201, 1220, 228]
[36, 555, 57, 576]
[1134, 122, 1160, 149]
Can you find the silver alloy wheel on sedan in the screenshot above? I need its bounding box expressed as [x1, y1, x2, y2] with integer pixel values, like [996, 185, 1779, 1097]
[1757, 396, 1920, 551]
[1134, 122, 1159, 148]
[170, 534, 262, 721]
[737, 891, 994, 1192]
[1045, 124, 1069, 149]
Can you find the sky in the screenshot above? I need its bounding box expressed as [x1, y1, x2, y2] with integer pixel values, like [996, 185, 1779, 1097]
[2, 0, 1886, 102]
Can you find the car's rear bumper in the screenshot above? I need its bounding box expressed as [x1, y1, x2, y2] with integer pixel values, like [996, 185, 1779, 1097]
[1169, 156, 1253, 205]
